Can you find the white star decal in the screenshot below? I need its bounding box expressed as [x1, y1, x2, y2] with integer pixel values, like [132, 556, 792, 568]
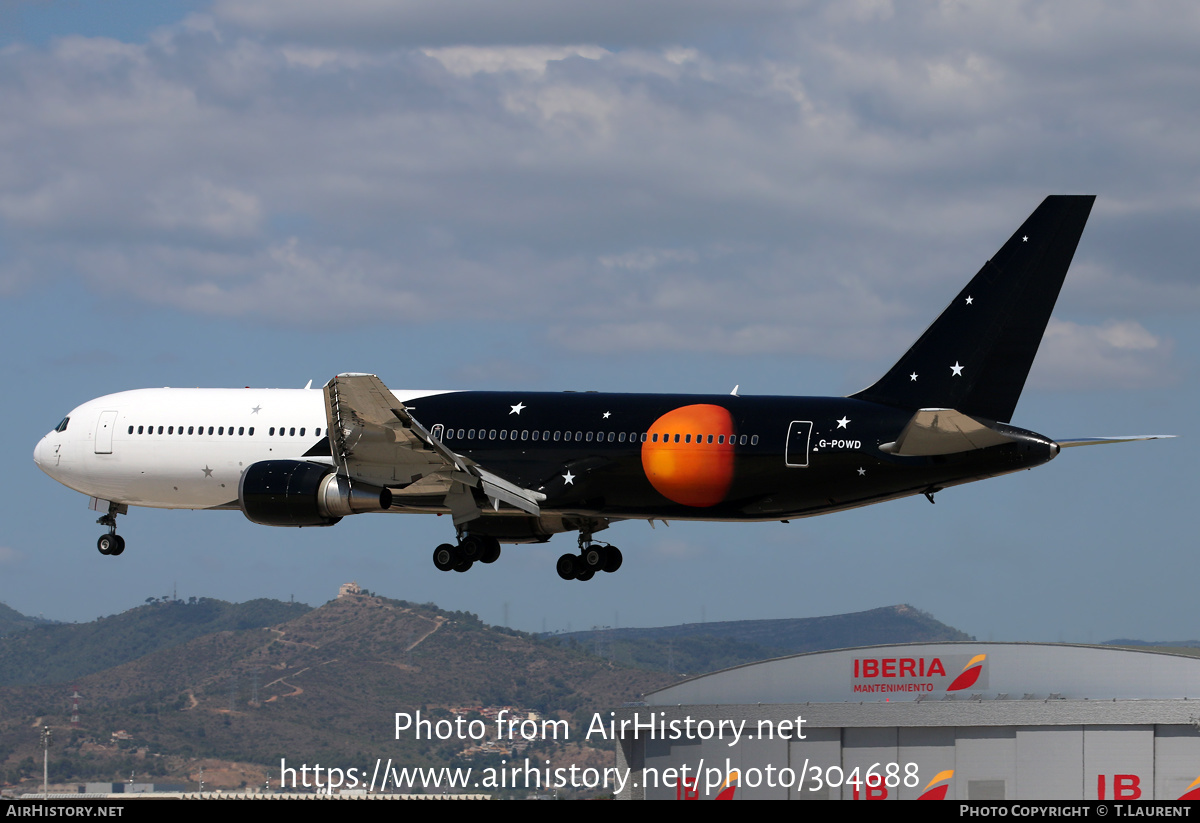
[251, 405, 262, 414]
[509, 402, 526, 415]
[951, 362, 964, 377]
[909, 372, 918, 382]
[965, 296, 973, 305]
[836, 416, 850, 429]
[602, 411, 611, 419]
[562, 471, 575, 485]
[857, 467, 866, 476]
[1022, 236, 1029, 242]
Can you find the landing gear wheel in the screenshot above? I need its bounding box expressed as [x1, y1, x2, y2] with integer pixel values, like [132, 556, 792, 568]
[97, 534, 122, 556]
[458, 534, 485, 562]
[433, 543, 458, 572]
[582, 546, 605, 570]
[453, 558, 474, 573]
[94, 501, 126, 557]
[556, 553, 579, 581]
[602, 545, 622, 573]
[480, 537, 502, 564]
[575, 568, 595, 582]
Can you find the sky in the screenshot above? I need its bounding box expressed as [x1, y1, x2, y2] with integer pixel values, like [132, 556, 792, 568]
[1, 0, 1196, 644]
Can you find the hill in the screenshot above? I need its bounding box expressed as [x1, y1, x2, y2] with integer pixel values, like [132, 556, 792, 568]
[557, 604, 973, 674]
[0, 601, 54, 638]
[0, 597, 312, 687]
[0, 593, 674, 792]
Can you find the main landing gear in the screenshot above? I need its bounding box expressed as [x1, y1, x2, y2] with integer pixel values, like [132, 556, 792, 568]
[556, 534, 622, 582]
[429, 527, 624, 581]
[432, 534, 502, 573]
[96, 501, 125, 557]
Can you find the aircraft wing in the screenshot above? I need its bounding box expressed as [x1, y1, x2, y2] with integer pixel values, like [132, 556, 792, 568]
[323, 374, 545, 525]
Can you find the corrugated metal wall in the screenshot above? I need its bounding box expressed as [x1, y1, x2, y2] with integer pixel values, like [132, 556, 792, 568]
[635, 723, 1200, 800]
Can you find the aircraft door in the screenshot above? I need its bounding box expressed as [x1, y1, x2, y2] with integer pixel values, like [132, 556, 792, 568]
[94, 410, 118, 454]
[785, 420, 812, 467]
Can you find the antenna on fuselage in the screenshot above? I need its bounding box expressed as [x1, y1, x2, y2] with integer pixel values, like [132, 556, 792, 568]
[730, 385, 739, 397]
[304, 380, 313, 389]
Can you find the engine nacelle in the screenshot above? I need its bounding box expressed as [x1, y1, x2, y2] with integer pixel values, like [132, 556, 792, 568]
[239, 460, 392, 527]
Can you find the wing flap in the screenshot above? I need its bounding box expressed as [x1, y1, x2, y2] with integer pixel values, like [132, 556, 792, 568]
[325, 374, 467, 474]
[323, 374, 544, 524]
[477, 467, 542, 517]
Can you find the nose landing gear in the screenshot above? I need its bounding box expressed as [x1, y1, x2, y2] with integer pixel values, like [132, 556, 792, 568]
[95, 500, 126, 556]
[97, 533, 125, 556]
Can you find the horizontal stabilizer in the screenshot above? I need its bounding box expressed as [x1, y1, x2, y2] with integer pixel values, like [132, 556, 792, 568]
[880, 408, 1019, 456]
[1056, 435, 1175, 448]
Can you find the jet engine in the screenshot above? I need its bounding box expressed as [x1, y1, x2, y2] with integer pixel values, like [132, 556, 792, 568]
[239, 460, 392, 527]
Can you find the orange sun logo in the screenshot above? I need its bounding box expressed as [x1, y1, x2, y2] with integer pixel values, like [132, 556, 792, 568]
[641, 405, 736, 507]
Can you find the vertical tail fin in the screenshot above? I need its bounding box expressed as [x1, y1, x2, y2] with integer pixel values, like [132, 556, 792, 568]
[851, 195, 1095, 423]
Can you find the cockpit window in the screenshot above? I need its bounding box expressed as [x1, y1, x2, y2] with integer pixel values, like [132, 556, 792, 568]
[54, 417, 69, 433]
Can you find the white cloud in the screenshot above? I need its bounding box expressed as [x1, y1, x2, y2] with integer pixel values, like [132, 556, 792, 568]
[598, 248, 700, 271]
[146, 180, 262, 239]
[1030, 319, 1174, 389]
[0, 0, 1194, 373]
[422, 45, 608, 77]
[211, 0, 801, 47]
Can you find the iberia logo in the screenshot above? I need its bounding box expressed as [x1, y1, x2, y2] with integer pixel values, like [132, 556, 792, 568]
[1179, 775, 1200, 800]
[677, 770, 738, 800]
[946, 654, 987, 692]
[918, 770, 954, 800]
[715, 769, 738, 800]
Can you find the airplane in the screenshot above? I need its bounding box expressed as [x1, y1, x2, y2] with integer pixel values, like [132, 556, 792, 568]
[33, 195, 1171, 581]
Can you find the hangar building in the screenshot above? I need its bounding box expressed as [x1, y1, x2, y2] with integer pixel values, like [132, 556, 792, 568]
[613, 642, 1200, 800]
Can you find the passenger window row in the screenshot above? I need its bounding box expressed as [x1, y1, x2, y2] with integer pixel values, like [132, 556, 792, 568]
[128, 425, 254, 436]
[125, 425, 324, 437]
[438, 428, 759, 446]
[268, 427, 320, 437]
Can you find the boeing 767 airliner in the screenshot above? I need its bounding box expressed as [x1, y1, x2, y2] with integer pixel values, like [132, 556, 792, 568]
[33, 196, 1170, 580]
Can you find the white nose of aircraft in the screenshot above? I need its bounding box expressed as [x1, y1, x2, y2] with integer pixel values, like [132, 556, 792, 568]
[33, 433, 61, 481]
